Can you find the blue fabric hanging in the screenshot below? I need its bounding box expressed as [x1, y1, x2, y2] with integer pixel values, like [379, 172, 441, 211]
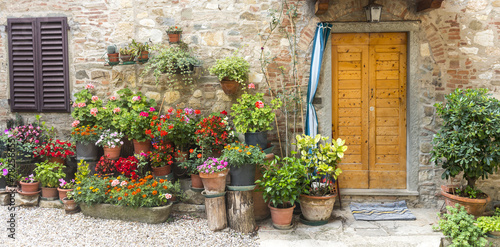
[305, 23, 332, 137]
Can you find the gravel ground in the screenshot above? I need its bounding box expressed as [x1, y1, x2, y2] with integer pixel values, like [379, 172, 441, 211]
[0, 206, 258, 247]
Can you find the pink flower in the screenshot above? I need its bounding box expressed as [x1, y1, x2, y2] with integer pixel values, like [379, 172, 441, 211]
[85, 84, 95, 90]
[111, 179, 120, 187]
[139, 112, 149, 117]
[90, 108, 98, 116]
[77, 102, 86, 108]
[132, 96, 141, 102]
[165, 193, 172, 200]
[91, 96, 99, 102]
[120, 181, 128, 186]
[109, 96, 116, 100]
[113, 107, 121, 114]
[255, 101, 264, 109]
[72, 120, 80, 127]
[149, 107, 155, 112]
[35, 140, 39, 144]
[72, 102, 77, 107]
[248, 83, 255, 89]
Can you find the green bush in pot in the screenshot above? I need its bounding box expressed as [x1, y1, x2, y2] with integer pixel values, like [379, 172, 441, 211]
[209, 52, 250, 85]
[34, 160, 66, 188]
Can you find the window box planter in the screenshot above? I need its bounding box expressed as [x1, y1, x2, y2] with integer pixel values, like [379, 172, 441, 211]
[80, 202, 173, 224]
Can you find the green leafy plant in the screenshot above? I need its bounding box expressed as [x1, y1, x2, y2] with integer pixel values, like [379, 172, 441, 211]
[231, 92, 282, 133]
[255, 156, 308, 208]
[34, 161, 66, 188]
[166, 181, 185, 202]
[433, 204, 488, 247]
[476, 215, 500, 233]
[221, 141, 266, 168]
[183, 148, 204, 175]
[295, 134, 347, 196]
[141, 44, 200, 86]
[209, 52, 250, 84]
[431, 88, 500, 194]
[129, 39, 150, 58]
[119, 47, 135, 56]
[75, 160, 90, 184]
[166, 26, 182, 34]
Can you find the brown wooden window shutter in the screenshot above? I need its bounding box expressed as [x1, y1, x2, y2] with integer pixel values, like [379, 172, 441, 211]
[8, 17, 70, 112]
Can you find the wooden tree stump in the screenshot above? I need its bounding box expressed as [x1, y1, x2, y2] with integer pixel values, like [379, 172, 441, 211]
[226, 190, 256, 234]
[204, 193, 227, 231]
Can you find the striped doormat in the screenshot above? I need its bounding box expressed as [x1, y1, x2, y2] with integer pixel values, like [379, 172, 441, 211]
[350, 200, 416, 221]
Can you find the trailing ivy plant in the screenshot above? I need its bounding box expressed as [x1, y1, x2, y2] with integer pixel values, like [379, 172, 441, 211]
[431, 88, 500, 193]
[433, 204, 488, 247]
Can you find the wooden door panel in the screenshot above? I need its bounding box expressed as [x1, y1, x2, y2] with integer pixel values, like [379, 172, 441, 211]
[369, 171, 406, 189]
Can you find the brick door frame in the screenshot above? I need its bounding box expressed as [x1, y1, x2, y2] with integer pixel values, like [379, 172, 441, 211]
[315, 21, 420, 195]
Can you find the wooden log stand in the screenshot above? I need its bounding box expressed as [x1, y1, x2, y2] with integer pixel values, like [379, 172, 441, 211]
[226, 188, 257, 234]
[203, 191, 227, 231]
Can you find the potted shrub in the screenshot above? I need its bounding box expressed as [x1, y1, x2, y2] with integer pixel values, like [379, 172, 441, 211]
[184, 148, 205, 190]
[255, 156, 308, 229]
[57, 178, 75, 201]
[33, 139, 75, 165]
[130, 39, 150, 63]
[194, 111, 236, 158]
[221, 141, 266, 186]
[34, 161, 66, 199]
[107, 45, 119, 66]
[197, 157, 229, 194]
[95, 129, 124, 160]
[295, 134, 347, 223]
[114, 156, 139, 179]
[209, 52, 250, 95]
[71, 83, 100, 127]
[71, 124, 101, 161]
[141, 44, 200, 86]
[19, 174, 39, 194]
[119, 46, 135, 63]
[148, 140, 174, 177]
[166, 26, 182, 43]
[162, 107, 201, 158]
[95, 155, 117, 176]
[2, 118, 49, 163]
[431, 88, 500, 216]
[231, 92, 281, 149]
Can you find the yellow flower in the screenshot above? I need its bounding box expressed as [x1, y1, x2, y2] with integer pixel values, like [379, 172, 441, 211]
[235, 147, 239, 150]
[78, 192, 82, 194]
[77, 187, 81, 190]
[247, 152, 251, 155]
[95, 188, 99, 191]
[89, 186, 94, 190]
[76, 181, 81, 184]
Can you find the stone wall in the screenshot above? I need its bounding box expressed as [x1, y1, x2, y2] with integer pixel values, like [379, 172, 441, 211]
[0, 0, 499, 207]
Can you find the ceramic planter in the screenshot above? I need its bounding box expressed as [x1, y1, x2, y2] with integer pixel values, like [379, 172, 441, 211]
[49, 156, 65, 165]
[229, 164, 256, 186]
[76, 141, 98, 161]
[20, 181, 39, 193]
[199, 169, 229, 194]
[103, 145, 121, 160]
[441, 188, 491, 217]
[152, 165, 172, 177]
[120, 54, 135, 63]
[191, 174, 203, 189]
[57, 188, 73, 201]
[108, 53, 119, 66]
[138, 51, 149, 63]
[62, 198, 79, 214]
[132, 139, 151, 154]
[299, 194, 337, 222]
[80, 202, 173, 224]
[41, 187, 58, 200]
[167, 33, 181, 43]
[244, 131, 268, 150]
[268, 203, 295, 229]
[220, 79, 239, 95]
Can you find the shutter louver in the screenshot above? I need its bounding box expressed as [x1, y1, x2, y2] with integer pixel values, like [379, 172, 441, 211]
[37, 17, 70, 112]
[8, 18, 38, 111]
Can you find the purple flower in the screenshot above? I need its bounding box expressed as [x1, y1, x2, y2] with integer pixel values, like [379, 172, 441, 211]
[2, 169, 8, 176]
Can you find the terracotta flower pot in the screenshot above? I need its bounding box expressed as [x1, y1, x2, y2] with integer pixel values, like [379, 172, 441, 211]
[57, 188, 73, 201]
[49, 157, 65, 165]
[120, 54, 135, 62]
[220, 79, 240, 95]
[132, 140, 151, 154]
[103, 145, 121, 160]
[41, 187, 58, 199]
[199, 169, 229, 194]
[268, 203, 295, 228]
[108, 53, 119, 65]
[174, 150, 189, 163]
[299, 194, 337, 221]
[440, 189, 491, 217]
[167, 33, 181, 43]
[152, 165, 172, 177]
[62, 198, 79, 214]
[191, 174, 203, 189]
[138, 51, 149, 63]
[20, 181, 39, 193]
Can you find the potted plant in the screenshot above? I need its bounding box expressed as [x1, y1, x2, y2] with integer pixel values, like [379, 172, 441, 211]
[255, 156, 308, 229]
[33, 139, 76, 164]
[221, 141, 265, 186]
[295, 134, 347, 223]
[194, 111, 236, 158]
[431, 88, 500, 216]
[166, 26, 182, 43]
[434, 205, 488, 246]
[476, 211, 500, 237]
[71, 124, 101, 161]
[2, 117, 50, 162]
[95, 155, 117, 176]
[0, 160, 10, 190]
[62, 191, 79, 214]
[19, 174, 39, 193]
[231, 92, 282, 149]
[115, 156, 139, 179]
[183, 148, 205, 190]
[197, 157, 229, 194]
[209, 52, 250, 95]
[95, 129, 124, 160]
[119, 46, 135, 63]
[162, 107, 201, 158]
[130, 39, 150, 63]
[107, 45, 119, 66]
[57, 178, 75, 201]
[34, 160, 66, 199]
[71, 83, 101, 127]
[148, 140, 174, 177]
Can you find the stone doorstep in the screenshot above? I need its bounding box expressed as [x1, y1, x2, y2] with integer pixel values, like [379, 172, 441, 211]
[39, 199, 64, 209]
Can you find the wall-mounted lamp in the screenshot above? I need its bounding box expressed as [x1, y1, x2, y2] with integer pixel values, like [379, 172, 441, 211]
[364, 0, 383, 22]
